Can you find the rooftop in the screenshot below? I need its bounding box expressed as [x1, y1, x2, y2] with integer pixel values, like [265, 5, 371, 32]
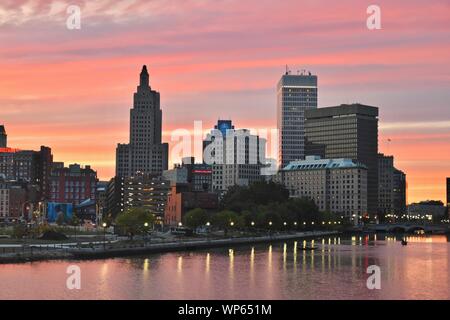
[283, 155, 367, 171]
[305, 103, 378, 119]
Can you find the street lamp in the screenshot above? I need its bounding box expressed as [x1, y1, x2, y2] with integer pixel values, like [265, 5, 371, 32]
[230, 221, 234, 227]
[144, 222, 149, 243]
[102, 222, 107, 250]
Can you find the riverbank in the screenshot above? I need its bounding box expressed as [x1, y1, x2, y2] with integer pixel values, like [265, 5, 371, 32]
[0, 231, 338, 264]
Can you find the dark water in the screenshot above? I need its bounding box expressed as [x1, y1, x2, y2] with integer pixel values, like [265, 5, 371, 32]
[1, 234, 449, 300]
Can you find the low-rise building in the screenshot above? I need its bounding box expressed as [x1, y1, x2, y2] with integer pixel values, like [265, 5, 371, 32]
[276, 155, 368, 223]
[164, 183, 218, 226]
[0, 179, 39, 221]
[163, 157, 213, 192]
[49, 163, 97, 205]
[106, 174, 170, 224]
[407, 201, 446, 222]
[0, 145, 53, 201]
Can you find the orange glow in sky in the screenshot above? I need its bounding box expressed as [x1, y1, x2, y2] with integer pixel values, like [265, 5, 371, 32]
[0, 0, 449, 203]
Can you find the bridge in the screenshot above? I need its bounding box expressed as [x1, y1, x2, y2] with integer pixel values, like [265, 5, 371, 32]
[366, 223, 449, 234]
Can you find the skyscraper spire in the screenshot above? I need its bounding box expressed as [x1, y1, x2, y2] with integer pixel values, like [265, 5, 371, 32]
[116, 65, 168, 178]
[140, 65, 150, 88]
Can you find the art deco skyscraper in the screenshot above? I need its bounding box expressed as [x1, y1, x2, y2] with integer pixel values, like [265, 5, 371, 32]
[116, 66, 168, 177]
[277, 70, 318, 169]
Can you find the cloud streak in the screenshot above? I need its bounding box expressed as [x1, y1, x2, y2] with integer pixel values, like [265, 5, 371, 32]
[0, 0, 449, 203]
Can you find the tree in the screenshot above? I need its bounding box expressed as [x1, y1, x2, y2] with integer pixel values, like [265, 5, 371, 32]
[211, 210, 243, 236]
[115, 208, 155, 240]
[183, 208, 208, 230]
[12, 224, 27, 239]
[220, 181, 289, 212]
[69, 215, 80, 226]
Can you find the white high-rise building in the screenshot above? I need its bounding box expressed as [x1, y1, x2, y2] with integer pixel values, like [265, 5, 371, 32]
[277, 69, 317, 168]
[116, 66, 168, 177]
[203, 120, 266, 193]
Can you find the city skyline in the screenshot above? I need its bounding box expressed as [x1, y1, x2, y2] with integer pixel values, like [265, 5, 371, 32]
[1, 0, 449, 203]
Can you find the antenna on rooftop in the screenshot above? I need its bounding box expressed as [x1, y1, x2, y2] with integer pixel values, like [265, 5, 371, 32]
[285, 65, 294, 75]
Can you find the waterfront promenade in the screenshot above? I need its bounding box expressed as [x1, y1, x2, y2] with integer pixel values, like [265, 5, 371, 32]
[0, 231, 338, 264]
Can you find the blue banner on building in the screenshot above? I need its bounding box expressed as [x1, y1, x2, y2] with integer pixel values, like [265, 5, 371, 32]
[47, 202, 73, 223]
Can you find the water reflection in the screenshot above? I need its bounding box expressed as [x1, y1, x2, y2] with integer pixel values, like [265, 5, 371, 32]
[0, 235, 449, 299]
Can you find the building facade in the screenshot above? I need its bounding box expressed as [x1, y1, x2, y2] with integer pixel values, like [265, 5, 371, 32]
[106, 174, 170, 223]
[116, 65, 169, 177]
[377, 154, 407, 219]
[407, 201, 446, 222]
[0, 146, 53, 201]
[164, 183, 219, 226]
[203, 120, 266, 193]
[0, 179, 38, 221]
[276, 156, 367, 223]
[378, 154, 394, 217]
[49, 164, 97, 205]
[0, 180, 8, 219]
[305, 104, 378, 216]
[163, 157, 213, 192]
[393, 168, 407, 216]
[277, 70, 318, 168]
[447, 177, 450, 216]
[0, 125, 6, 148]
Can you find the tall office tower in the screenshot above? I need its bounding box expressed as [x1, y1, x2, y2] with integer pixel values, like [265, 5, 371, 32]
[0, 125, 6, 148]
[277, 69, 318, 168]
[378, 154, 394, 217]
[116, 66, 169, 177]
[203, 120, 266, 193]
[305, 104, 378, 217]
[393, 168, 407, 216]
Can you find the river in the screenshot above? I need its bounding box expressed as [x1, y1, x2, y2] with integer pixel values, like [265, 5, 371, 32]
[0, 234, 449, 300]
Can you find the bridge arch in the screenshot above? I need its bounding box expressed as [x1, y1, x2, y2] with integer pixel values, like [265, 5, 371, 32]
[406, 226, 426, 233]
[387, 226, 406, 233]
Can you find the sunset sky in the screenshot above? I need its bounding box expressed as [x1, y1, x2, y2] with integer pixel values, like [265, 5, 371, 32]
[0, 0, 449, 203]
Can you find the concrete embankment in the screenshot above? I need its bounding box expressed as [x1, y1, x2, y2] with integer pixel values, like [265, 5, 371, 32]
[70, 231, 339, 260]
[0, 231, 339, 264]
[0, 250, 72, 264]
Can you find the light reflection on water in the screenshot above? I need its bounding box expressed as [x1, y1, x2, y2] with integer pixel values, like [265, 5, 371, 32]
[0, 234, 449, 300]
